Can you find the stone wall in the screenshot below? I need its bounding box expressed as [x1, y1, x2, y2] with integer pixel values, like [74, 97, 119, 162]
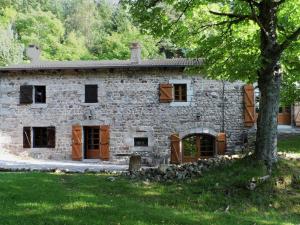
[0, 68, 248, 164]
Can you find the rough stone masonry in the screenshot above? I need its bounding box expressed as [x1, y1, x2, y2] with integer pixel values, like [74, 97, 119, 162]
[0, 44, 251, 165]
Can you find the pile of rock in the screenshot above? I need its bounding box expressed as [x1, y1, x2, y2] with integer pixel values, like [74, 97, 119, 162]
[125, 155, 239, 182]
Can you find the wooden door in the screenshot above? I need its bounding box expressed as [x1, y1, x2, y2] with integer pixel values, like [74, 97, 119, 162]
[278, 106, 291, 125]
[84, 127, 100, 159]
[100, 125, 110, 160]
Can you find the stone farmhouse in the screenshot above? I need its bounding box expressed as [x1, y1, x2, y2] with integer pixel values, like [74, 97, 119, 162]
[0, 43, 299, 165]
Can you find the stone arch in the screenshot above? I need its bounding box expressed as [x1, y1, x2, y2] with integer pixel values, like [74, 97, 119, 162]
[179, 127, 218, 139]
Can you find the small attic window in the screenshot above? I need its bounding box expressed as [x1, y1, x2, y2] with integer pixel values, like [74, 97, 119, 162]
[134, 137, 148, 147]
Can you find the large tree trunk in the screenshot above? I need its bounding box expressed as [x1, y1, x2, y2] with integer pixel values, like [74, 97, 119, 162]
[255, 1, 282, 165]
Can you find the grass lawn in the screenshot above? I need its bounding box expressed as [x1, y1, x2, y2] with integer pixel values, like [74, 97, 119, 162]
[278, 135, 300, 153]
[0, 139, 300, 225]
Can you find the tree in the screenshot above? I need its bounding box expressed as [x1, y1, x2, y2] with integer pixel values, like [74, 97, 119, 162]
[0, 7, 24, 66]
[124, 0, 300, 166]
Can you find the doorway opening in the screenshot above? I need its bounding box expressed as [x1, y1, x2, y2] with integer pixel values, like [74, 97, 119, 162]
[83, 126, 100, 159]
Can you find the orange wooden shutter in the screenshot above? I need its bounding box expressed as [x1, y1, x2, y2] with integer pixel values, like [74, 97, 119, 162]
[159, 84, 173, 103]
[170, 133, 181, 164]
[217, 132, 226, 155]
[295, 104, 300, 127]
[72, 125, 82, 161]
[244, 84, 255, 127]
[100, 125, 110, 161]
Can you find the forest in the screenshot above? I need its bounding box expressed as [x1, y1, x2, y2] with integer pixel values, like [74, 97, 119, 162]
[0, 0, 162, 66]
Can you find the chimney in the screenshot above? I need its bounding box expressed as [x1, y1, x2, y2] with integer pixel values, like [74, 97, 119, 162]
[26, 44, 41, 63]
[130, 42, 141, 64]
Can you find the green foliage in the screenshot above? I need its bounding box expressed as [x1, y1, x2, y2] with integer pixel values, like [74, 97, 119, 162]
[0, 0, 161, 64]
[15, 9, 65, 60]
[0, 26, 24, 66]
[124, 0, 300, 100]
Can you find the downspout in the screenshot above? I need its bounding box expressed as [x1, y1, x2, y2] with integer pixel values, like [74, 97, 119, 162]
[221, 80, 225, 133]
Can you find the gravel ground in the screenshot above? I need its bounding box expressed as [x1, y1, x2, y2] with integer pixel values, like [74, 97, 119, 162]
[0, 150, 128, 173]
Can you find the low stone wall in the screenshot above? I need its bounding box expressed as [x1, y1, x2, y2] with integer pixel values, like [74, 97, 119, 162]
[125, 155, 240, 182]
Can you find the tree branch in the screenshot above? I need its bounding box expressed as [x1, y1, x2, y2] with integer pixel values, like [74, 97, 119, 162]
[278, 27, 300, 52]
[209, 10, 253, 20]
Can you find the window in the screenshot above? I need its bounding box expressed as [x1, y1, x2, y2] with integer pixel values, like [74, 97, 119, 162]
[20, 85, 46, 104]
[134, 137, 148, 147]
[23, 127, 55, 148]
[85, 85, 98, 103]
[174, 84, 187, 102]
[159, 80, 192, 106]
[34, 86, 46, 103]
[33, 127, 49, 147]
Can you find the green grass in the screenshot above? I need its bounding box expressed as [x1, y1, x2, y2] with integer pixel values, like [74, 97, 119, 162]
[0, 137, 300, 225]
[278, 135, 300, 153]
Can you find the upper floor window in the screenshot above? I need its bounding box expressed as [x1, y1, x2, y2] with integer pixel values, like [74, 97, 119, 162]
[159, 80, 192, 106]
[85, 85, 98, 103]
[20, 85, 46, 104]
[174, 84, 187, 102]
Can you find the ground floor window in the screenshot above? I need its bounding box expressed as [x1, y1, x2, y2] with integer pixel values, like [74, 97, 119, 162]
[182, 134, 215, 162]
[23, 127, 55, 148]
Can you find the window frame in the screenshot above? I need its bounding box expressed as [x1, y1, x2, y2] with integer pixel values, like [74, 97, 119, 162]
[169, 79, 192, 107]
[85, 84, 98, 103]
[134, 137, 149, 147]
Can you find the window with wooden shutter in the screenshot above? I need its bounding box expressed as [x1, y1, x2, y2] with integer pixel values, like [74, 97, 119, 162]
[100, 125, 110, 160]
[47, 127, 55, 148]
[170, 133, 181, 164]
[159, 84, 173, 103]
[20, 85, 33, 104]
[23, 127, 31, 148]
[72, 125, 83, 160]
[85, 85, 98, 103]
[217, 132, 226, 155]
[244, 85, 255, 127]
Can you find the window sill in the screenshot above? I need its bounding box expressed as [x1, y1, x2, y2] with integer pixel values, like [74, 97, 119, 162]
[31, 104, 48, 109]
[170, 101, 191, 107]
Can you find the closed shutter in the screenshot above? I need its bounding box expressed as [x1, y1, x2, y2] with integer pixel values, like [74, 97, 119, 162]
[47, 127, 55, 148]
[85, 85, 98, 103]
[20, 85, 33, 104]
[170, 133, 181, 164]
[159, 84, 173, 103]
[100, 125, 110, 160]
[244, 85, 255, 127]
[217, 132, 226, 155]
[23, 127, 31, 148]
[72, 125, 82, 160]
[295, 104, 300, 127]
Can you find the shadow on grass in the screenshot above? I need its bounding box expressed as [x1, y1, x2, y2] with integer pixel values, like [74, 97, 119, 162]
[0, 158, 299, 225]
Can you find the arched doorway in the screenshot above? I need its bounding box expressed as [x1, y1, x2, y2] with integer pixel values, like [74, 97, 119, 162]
[182, 134, 215, 162]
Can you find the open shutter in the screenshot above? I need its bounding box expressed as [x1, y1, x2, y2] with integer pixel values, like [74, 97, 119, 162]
[295, 104, 300, 127]
[159, 84, 173, 103]
[244, 84, 255, 127]
[85, 85, 98, 103]
[23, 127, 31, 148]
[100, 125, 110, 160]
[20, 85, 33, 104]
[170, 133, 181, 164]
[47, 127, 56, 148]
[72, 125, 82, 160]
[217, 132, 226, 155]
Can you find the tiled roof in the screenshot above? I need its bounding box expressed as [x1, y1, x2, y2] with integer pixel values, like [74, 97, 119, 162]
[0, 58, 203, 71]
